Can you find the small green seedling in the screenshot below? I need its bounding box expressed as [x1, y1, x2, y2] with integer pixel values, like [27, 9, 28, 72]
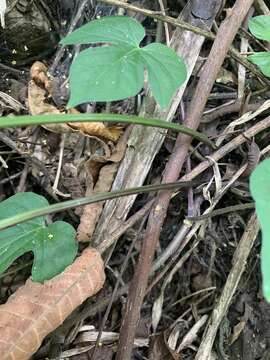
[248, 15, 270, 76]
[0, 192, 77, 282]
[250, 158, 270, 302]
[61, 16, 187, 109]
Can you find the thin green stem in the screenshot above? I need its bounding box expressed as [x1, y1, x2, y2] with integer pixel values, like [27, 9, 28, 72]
[0, 181, 195, 230]
[0, 113, 215, 148]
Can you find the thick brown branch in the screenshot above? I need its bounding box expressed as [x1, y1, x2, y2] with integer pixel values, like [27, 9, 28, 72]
[115, 1, 255, 359]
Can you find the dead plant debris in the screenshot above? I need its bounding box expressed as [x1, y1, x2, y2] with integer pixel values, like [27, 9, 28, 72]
[0, 1, 270, 359]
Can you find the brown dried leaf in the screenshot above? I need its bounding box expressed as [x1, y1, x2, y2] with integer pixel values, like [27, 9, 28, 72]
[77, 130, 130, 242]
[28, 62, 122, 142]
[0, 248, 105, 360]
[69, 121, 122, 142]
[28, 80, 70, 133]
[28, 80, 60, 116]
[77, 164, 118, 242]
[87, 136, 113, 164]
[68, 109, 122, 142]
[30, 61, 53, 93]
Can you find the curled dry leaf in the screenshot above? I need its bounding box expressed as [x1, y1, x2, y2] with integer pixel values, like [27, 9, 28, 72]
[74, 135, 113, 218]
[77, 129, 130, 242]
[28, 80, 70, 133]
[77, 164, 118, 242]
[28, 61, 122, 141]
[0, 248, 105, 360]
[30, 61, 53, 93]
[69, 120, 122, 142]
[68, 108, 122, 142]
[28, 80, 60, 116]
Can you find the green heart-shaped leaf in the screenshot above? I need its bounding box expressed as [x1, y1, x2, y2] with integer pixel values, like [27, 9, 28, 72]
[250, 158, 270, 301]
[68, 45, 144, 107]
[140, 43, 187, 108]
[61, 15, 145, 47]
[0, 192, 77, 282]
[248, 52, 270, 77]
[62, 15, 187, 109]
[249, 15, 270, 41]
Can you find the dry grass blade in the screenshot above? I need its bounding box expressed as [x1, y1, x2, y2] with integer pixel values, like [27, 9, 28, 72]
[195, 213, 260, 360]
[0, 248, 105, 360]
[177, 315, 208, 352]
[215, 99, 270, 147]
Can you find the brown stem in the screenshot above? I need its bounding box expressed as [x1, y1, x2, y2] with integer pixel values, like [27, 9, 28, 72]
[115, 1, 255, 359]
[201, 100, 265, 123]
[100, 0, 215, 38]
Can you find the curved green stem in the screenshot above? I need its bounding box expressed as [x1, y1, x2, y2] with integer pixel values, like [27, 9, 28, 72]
[0, 113, 215, 148]
[0, 181, 195, 230]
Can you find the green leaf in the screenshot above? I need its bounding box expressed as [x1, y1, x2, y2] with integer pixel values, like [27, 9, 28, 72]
[61, 15, 187, 109]
[248, 52, 270, 77]
[250, 158, 270, 302]
[249, 15, 270, 41]
[68, 45, 144, 107]
[140, 43, 187, 108]
[0, 192, 77, 282]
[61, 15, 145, 47]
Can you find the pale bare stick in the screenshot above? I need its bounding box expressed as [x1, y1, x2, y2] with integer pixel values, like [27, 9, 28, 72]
[195, 213, 260, 360]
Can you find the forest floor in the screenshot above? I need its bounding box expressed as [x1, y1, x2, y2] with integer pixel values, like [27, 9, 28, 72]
[1, 0, 270, 359]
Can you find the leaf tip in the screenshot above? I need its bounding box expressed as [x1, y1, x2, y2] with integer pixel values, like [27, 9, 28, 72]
[264, 282, 270, 303]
